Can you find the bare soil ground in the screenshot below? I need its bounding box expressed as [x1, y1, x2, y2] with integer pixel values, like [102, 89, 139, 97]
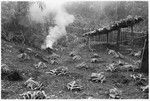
[1, 39, 148, 99]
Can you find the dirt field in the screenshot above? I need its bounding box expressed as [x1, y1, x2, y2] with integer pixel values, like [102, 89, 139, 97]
[1, 39, 148, 99]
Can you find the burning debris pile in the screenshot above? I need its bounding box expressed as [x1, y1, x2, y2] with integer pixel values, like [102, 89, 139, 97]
[45, 48, 54, 54]
[47, 53, 60, 59]
[29, 1, 75, 50]
[18, 47, 50, 63]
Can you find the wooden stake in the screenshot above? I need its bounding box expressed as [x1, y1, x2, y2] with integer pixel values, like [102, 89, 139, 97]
[131, 26, 134, 48]
[98, 34, 101, 42]
[107, 32, 109, 44]
[88, 37, 92, 51]
[140, 38, 147, 70]
[117, 29, 121, 51]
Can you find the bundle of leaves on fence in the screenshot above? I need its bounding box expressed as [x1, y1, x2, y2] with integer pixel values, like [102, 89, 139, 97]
[83, 16, 143, 37]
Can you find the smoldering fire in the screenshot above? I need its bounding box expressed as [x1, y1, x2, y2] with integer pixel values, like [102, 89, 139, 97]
[29, 1, 75, 50]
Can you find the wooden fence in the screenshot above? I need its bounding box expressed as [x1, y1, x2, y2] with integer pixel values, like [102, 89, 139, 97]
[88, 30, 146, 51]
[89, 31, 145, 44]
[66, 26, 147, 51]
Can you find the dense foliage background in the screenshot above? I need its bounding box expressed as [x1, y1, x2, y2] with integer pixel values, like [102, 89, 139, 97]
[1, 1, 148, 48]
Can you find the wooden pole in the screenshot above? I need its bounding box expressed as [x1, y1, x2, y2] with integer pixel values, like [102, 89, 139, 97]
[131, 26, 134, 48]
[117, 28, 121, 51]
[99, 34, 101, 42]
[88, 37, 92, 51]
[96, 35, 99, 42]
[86, 36, 90, 51]
[86, 36, 89, 46]
[106, 32, 109, 48]
[140, 35, 148, 74]
[107, 32, 109, 44]
[93, 35, 95, 42]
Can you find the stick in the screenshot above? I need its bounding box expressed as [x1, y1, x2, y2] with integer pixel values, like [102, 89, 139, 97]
[139, 38, 147, 69]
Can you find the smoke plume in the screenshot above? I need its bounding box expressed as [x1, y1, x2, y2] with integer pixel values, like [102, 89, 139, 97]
[29, 1, 74, 49]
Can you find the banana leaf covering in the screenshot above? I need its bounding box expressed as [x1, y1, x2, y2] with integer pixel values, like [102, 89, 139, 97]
[83, 16, 143, 37]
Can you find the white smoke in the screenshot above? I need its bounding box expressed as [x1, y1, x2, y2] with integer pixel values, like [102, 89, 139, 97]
[29, 1, 74, 49]
[29, 2, 45, 23]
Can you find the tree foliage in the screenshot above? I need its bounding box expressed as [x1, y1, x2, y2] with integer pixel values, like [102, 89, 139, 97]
[1, 1, 148, 48]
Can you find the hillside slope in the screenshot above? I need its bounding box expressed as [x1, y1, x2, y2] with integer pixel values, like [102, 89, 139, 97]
[1, 39, 148, 99]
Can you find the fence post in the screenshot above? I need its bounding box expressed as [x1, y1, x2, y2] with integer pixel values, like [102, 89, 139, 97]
[96, 34, 99, 42]
[117, 28, 121, 51]
[86, 36, 88, 46]
[94, 35, 96, 43]
[140, 36, 148, 74]
[88, 37, 92, 51]
[98, 34, 101, 42]
[131, 26, 134, 48]
[107, 32, 109, 44]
